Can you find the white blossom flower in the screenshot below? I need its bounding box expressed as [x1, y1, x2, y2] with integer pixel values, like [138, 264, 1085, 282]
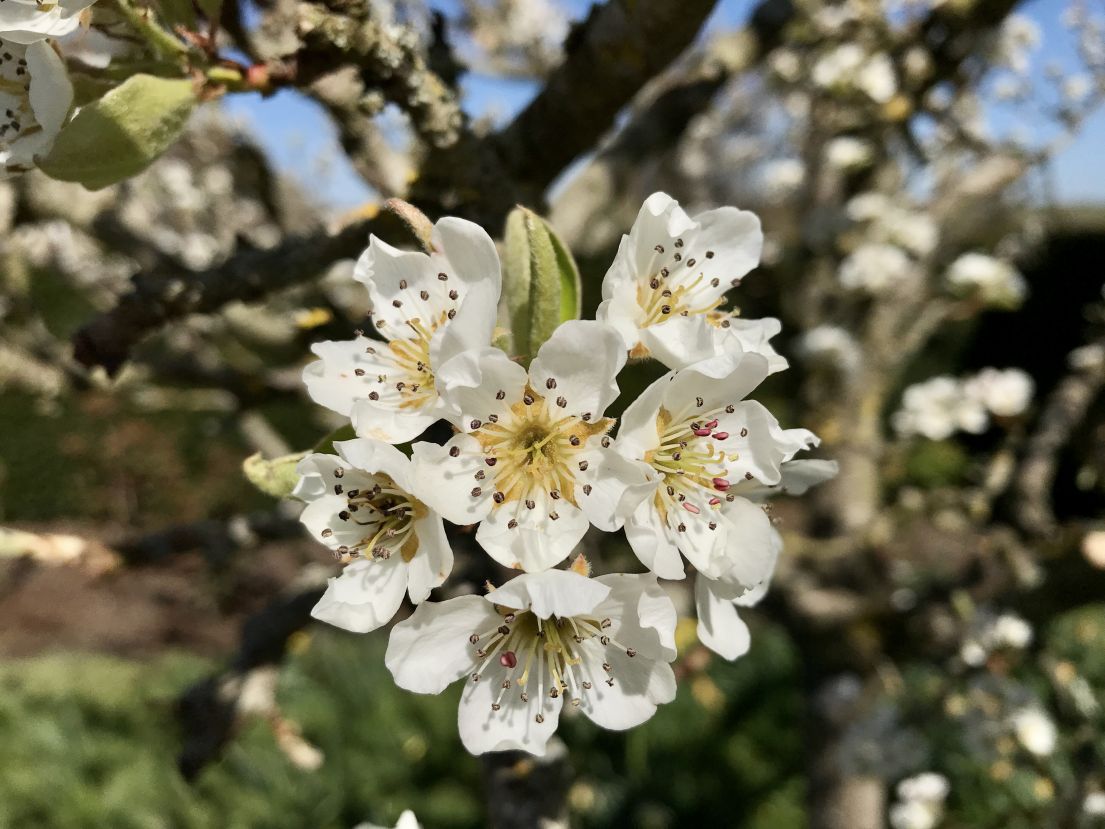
[304, 217, 502, 443]
[611, 352, 827, 590]
[294, 439, 452, 633]
[0, 39, 72, 178]
[964, 367, 1033, 418]
[0, 0, 95, 44]
[946, 252, 1026, 307]
[838, 243, 913, 293]
[353, 810, 421, 829]
[411, 320, 654, 572]
[825, 136, 874, 170]
[385, 569, 678, 756]
[1010, 706, 1057, 756]
[597, 192, 785, 371]
[892, 376, 988, 440]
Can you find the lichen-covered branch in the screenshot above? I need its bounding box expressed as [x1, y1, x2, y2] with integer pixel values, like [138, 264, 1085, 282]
[296, 4, 464, 149]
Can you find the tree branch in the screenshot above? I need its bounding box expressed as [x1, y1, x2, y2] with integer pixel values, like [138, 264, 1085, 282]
[72, 216, 380, 375]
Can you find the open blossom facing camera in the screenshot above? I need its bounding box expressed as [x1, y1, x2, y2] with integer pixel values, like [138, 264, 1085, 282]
[0, 0, 96, 43]
[597, 192, 786, 372]
[412, 321, 654, 572]
[304, 217, 502, 443]
[0, 39, 72, 177]
[385, 569, 677, 756]
[612, 352, 828, 591]
[295, 439, 452, 633]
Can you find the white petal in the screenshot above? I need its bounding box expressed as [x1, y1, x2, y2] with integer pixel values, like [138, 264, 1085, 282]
[487, 569, 611, 619]
[355, 236, 443, 332]
[335, 438, 414, 491]
[351, 397, 441, 444]
[311, 557, 409, 634]
[433, 216, 502, 297]
[528, 320, 625, 419]
[406, 515, 453, 603]
[27, 40, 73, 139]
[576, 646, 675, 731]
[613, 368, 670, 456]
[625, 192, 697, 277]
[476, 495, 588, 572]
[298, 493, 363, 548]
[594, 288, 640, 352]
[716, 400, 800, 486]
[782, 459, 838, 493]
[662, 352, 769, 418]
[303, 337, 393, 417]
[595, 573, 678, 660]
[458, 663, 562, 755]
[410, 435, 494, 525]
[385, 595, 498, 694]
[711, 496, 777, 590]
[576, 444, 656, 532]
[638, 315, 720, 370]
[293, 452, 351, 502]
[435, 346, 527, 430]
[695, 575, 751, 661]
[430, 277, 501, 369]
[686, 206, 763, 297]
[734, 527, 782, 608]
[625, 500, 686, 580]
[723, 317, 789, 374]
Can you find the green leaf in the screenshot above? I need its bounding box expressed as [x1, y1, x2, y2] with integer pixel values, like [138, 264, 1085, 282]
[38, 74, 198, 190]
[242, 451, 307, 499]
[154, 0, 197, 33]
[502, 207, 581, 362]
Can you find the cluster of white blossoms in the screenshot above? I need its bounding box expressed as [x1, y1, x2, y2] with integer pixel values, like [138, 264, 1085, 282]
[945, 252, 1027, 308]
[889, 773, 949, 829]
[892, 368, 1034, 441]
[0, 0, 93, 176]
[959, 609, 1033, 667]
[811, 43, 898, 103]
[296, 193, 835, 755]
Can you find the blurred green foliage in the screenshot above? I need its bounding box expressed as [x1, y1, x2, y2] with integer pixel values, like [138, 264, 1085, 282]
[0, 622, 806, 829]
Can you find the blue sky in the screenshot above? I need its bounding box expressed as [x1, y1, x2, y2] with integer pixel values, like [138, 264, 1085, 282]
[222, 0, 1105, 210]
